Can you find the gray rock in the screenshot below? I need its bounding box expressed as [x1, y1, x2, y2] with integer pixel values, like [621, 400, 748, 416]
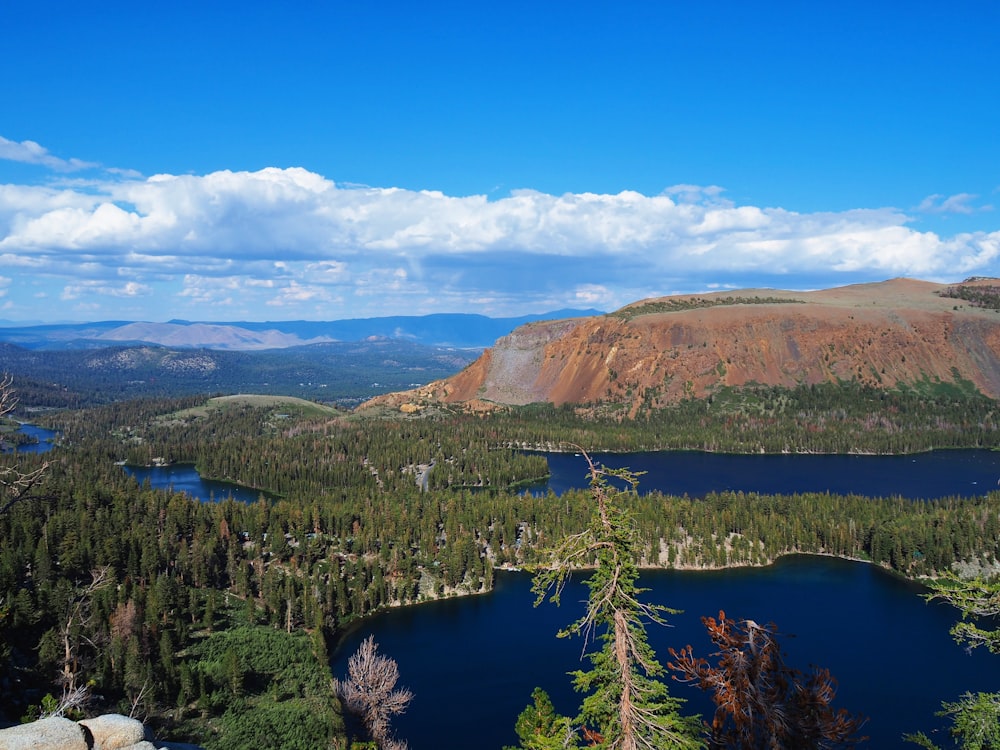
[0, 714, 201, 750]
[0, 716, 88, 750]
[79, 714, 146, 750]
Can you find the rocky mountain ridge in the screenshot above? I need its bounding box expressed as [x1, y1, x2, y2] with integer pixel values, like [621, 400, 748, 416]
[362, 278, 1000, 416]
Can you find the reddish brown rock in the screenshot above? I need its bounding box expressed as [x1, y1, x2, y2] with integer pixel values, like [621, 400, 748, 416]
[361, 278, 1000, 416]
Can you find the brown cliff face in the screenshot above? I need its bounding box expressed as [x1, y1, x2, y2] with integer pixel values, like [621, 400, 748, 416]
[362, 278, 1000, 415]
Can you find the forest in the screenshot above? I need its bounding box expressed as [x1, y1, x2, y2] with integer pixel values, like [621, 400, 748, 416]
[2, 378, 1000, 747]
[0, 339, 478, 408]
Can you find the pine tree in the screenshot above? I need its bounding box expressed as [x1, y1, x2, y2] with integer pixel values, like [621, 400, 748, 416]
[507, 687, 577, 750]
[906, 575, 1000, 749]
[523, 452, 703, 750]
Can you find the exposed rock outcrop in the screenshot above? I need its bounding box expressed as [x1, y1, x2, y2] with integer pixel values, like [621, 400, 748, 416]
[361, 278, 1000, 416]
[0, 713, 199, 750]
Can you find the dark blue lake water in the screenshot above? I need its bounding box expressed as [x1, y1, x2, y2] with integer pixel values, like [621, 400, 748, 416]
[106, 437, 999, 747]
[331, 557, 997, 750]
[122, 448, 1000, 505]
[5, 423, 59, 454]
[15, 427, 998, 744]
[532, 449, 1000, 499]
[123, 464, 271, 504]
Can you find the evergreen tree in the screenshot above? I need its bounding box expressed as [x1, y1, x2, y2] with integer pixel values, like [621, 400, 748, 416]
[906, 576, 1000, 749]
[523, 452, 703, 750]
[507, 687, 577, 750]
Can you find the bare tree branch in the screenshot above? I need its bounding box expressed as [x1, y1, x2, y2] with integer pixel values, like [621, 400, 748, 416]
[59, 567, 113, 698]
[0, 373, 51, 515]
[38, 685, 92, 719]
[334, 635, 412, 749]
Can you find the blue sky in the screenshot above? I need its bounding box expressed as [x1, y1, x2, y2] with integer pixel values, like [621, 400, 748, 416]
[1, 1, 998, 323]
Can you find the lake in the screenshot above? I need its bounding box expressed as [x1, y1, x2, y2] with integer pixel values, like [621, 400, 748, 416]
[122, 448, 1000, 504]
[4, 423, 59, 454]
[6, 424, 268, 503]
[119, 443, 999, 746]
[123, 464, 272, 504]
[531, 448, 1000, 499]
[330, 557, 998, 749]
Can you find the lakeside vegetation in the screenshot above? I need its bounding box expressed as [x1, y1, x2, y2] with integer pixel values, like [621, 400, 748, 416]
[2, 380, 1000, 746]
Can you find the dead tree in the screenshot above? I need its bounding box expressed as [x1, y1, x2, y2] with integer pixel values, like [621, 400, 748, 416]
[0, 373, 50, 515]
[334, 635, 413, 749]
[668, 610, 867, 749]
[59, 567, 112, 701]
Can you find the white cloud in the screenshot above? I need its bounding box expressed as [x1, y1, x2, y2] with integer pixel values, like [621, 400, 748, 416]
[661, 184, 728, 204]
[2, 158, 1000, 320]
[3, 165, 990, 280]
[265, 280, 332, 307]
[303, 260, 349, 284]
[572, 284, 618, 308]
[61, 280, 151, 300]
[916, 193, 984, 215]
[0, 136, 98, 171]
[179, 275, 243, 304]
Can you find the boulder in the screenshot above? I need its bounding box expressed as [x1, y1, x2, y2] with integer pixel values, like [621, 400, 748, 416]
[0, 714, 203, 750]
[0, 716, 88, 750]
[79, 714, 146, 749]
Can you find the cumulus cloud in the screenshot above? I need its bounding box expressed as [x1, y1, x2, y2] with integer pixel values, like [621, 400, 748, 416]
[2, 156, 999, 320]
[572, 284, 615, 307]
[2, 167, 980, 279]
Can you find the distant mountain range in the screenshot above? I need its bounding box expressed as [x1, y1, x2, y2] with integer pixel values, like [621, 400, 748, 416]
[0, 310, 603, 351]
[0, 309, 602, 409]
[0, 338, 482, 408]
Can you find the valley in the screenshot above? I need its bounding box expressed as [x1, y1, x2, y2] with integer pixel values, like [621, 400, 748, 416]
[2, 278, 1000, 748]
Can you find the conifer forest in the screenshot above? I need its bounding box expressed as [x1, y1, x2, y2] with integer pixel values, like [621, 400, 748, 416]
[2, 376, 999, 748]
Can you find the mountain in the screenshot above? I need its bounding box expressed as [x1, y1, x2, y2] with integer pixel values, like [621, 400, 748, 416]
[0, 339, 481, 408]
[0, 310, 603, 351]
[361, 278, 1000, 416]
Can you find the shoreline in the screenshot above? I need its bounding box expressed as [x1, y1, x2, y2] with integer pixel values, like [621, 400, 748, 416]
[328, 550, 938, 650]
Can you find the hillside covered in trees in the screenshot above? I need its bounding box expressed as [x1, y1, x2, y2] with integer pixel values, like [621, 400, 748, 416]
[5, 278, 1000, 747]
[2, 375, 1000, 746]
